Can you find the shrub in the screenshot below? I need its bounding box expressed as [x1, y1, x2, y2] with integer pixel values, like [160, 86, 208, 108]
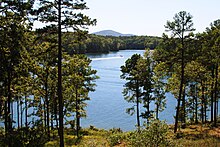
[127, 120, 173, 147]
[108, 128, 124, 146]
[108, 133, 124, 146]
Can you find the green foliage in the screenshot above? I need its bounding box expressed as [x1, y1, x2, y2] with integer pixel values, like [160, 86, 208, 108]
[106, 128, 124, 146]
[0, 127, 48, 147]
[127, 120, 173, 147]
[63, 34, 162, 54]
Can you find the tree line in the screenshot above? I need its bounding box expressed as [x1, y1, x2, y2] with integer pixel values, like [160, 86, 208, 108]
[63, 33, 162, 54]
[120, 11, 220, 133]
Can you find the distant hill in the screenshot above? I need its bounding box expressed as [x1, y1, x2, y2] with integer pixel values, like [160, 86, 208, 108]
[92, 30, 135, 37]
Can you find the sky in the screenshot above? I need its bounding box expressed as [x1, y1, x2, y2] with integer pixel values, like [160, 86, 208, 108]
[84, 0, 220, 36]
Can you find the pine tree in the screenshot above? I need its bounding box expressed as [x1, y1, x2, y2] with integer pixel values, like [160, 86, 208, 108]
[164, 11, 195, 133]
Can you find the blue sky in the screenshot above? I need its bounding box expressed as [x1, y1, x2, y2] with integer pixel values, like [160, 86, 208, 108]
[85, 0, 220, 36]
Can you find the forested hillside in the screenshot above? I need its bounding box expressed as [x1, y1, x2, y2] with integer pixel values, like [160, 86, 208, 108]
[63, 33, 162, 54]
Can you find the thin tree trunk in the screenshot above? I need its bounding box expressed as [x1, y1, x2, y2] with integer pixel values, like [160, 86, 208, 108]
[147, 96, 150, 124]
[211, 66, 214, 122]
[58, 0, 64, 145]
[20, 99, 23, 128]
[182, 86, 186, 125]
[54, 98, 58, 129]
[156, 104, 159, 120]
[25, 96, 28, 128]
[7, 69, 12, 147]
[7, 70, 12, 133]
[174, 36, 185, 133]
[195, 84, 198, 124]
[214, 64, 218, 126]
[204, 92, 207, 123]
[11, 102, 13, 128]
[5, 101, 8, 132]
[44, 98, 47, 131]
[51, 113, 53, 130]
[136, 81, 140, 129]
[45, 68, 50, 139]
[76, 88, 80, 137]
[201, 83, 205, 124]
[17, 99, 20, 129]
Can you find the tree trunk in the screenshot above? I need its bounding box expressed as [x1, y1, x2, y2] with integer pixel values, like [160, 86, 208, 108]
[211, 66, 214, 122]
[195, 85, 198, 124]
[76, 88, 80, 137]
[174, 77, 184, 133]
[58, 0, 64, 145]
[5, 101, 8, 132]
[25, 96, 28, 128]
[51, 113, 53, 130]
[214, 64, 218, 126]
[201, 83, 205, 124]
[174, 41, 185, 133]
[7, 70, 12, 133]
[54, 98, 58, 129]
[6, 68, 12, 147]
[17, 99, 20, 129]
[136, 80, 140, 129]
[147, 96, 150, 124]
[182, 86, 186, 125]
[44, 98, 47, 130]
[204, 86, 207, 123]
[45, 68, 50, 139]
[20, 99, 23, 128]
[156, 104, 159, 120]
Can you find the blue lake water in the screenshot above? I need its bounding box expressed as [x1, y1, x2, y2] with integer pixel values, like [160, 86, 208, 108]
[0, 50, 177, 131]
[82, 50, 176, 131]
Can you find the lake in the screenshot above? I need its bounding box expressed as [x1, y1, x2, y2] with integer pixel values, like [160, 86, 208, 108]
[82, 50, 176, 131]
[0, 50, 176, 131]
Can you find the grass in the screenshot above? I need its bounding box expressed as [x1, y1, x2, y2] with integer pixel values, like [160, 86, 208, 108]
[45, 124, 220, 147]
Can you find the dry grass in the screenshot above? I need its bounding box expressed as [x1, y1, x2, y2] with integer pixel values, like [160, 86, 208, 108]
[45, 124, 220, 147]
[173, 124, 220, 147]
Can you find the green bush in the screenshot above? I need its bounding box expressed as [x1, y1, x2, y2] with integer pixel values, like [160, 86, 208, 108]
[127, 120, 173, 147]
[108, 128, 124, 146]
[108, 133, 124, 146]
[0, 127, 48, 146]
